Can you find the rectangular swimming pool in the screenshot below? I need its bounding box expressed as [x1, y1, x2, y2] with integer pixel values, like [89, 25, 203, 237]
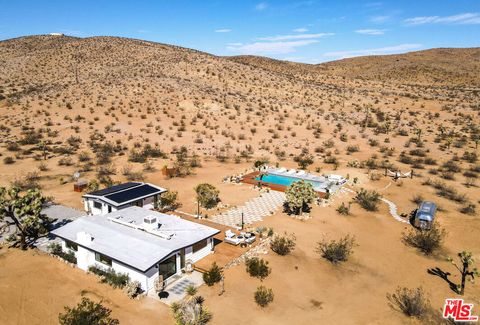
[254, 173, 327, 190]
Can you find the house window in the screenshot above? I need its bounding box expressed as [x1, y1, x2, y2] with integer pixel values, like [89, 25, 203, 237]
[158, 255, 176, 280]
[65, 240, 78, 252]
[93, 201, 102, 210]
[95, 252, 112, 266]
[192, 239, 208, 253]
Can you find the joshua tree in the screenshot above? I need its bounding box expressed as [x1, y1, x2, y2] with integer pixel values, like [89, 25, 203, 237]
[448, 251, 479, 295]
[415, 128, 422, 142]
[194, 183, 220, 217]
[284, 180, 317, 215]
[171, 296, 212, 325]
[0, 187, 48, 250]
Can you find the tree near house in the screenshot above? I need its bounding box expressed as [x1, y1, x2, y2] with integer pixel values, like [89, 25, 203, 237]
[157, 190, 180, 211]
[448, 251, 479, 295]
[194, 183, 220, 217]
[59, 297, 119, 325]
[0, 187, 48, 250]
[284, 180, 317, 215]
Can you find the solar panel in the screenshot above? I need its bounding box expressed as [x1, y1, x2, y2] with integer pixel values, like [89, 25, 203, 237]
[105, 184, 162, 204]
[88, 182, 141, 196]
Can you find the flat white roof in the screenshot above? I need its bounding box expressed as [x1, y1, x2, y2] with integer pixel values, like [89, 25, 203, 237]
[51, 206, 219, 272]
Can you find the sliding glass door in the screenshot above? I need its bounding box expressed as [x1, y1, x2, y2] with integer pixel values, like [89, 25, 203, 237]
[158, 255, 177, 280]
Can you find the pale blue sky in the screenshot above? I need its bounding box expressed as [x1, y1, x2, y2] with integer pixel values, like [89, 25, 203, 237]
[1, 0, 479, 63]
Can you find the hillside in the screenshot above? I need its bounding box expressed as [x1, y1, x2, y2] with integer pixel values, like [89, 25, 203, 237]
[0, 35, 479, 325]
[319, 48, 480, 87]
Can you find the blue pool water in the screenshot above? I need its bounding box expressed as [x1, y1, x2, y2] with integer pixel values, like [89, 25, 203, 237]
[255, 173, 323, 189]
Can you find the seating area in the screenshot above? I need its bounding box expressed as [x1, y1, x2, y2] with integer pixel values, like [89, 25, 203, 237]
[224, 229, 256, 246]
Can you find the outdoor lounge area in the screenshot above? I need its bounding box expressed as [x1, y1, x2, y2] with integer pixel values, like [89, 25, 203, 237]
[224, 229, 256, 246]
[242, 167, 346, 198]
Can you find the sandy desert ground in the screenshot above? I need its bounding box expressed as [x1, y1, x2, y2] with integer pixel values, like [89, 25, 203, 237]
[0, 35, 479, 324]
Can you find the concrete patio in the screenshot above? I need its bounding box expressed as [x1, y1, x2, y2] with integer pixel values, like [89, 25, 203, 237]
[147, 271, 204, 305]
[210, 190, 285, 227]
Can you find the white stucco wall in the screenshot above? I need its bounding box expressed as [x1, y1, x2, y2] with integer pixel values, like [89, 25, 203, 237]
[59, 236, 215, 292]
[83, 196, 157, 215]
[189, 238, 214, 263]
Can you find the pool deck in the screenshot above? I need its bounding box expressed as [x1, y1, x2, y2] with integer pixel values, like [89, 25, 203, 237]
[241, 171, 328, 198]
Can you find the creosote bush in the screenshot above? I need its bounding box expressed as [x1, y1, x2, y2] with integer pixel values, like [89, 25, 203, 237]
[270, 232, 296, 256]
[59, 297, 119, 325]
[387, 286, 430, 318]
[402, 223, 446, 255]
[316, 234, 357, 264]
[245, 257, 271, 281]
[254, 286, 274, 307]
[354, 188, 381, 211]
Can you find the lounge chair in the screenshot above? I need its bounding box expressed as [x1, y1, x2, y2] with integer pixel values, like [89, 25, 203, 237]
[286, 169, 296, 175]
[244, 232, 256, 244]
[271, 167, 287, 174]
[296, 170, 306, 176]
[224, 230, 244, 245]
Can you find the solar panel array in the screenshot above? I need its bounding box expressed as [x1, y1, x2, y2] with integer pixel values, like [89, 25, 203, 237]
[105, 184, 161, 204]
[88, 182, 141, 196]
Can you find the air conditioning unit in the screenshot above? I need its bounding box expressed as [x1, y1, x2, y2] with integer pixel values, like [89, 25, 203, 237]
[142, 215, 159, 231]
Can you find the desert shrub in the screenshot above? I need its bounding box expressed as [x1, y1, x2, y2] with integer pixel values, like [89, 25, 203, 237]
[59, 297, 119, 325]
[442, 160, 461, 173]
[336, 202, 350, 215]
[88, 266, 129, 289]
[123, 280, 142, 299]
[254, 286, 274, 307]
[346, 145, 359, 153]
[48, 242, 77, 264]
[411, 194, 424, 205]
[245, 257, 271, 281]
[459, 203, 476, 215]
[6, 142, 20, 151]
[354, 188, 381, 211]
[316, 235, 356, 264]
[402, 223, 446, 254]
[203, 262, 222, 286]
[293, 147, 314, 169]
[3, 156, 15, 164]
[270, 232, 296, 256]
[387, 287, 430, 318]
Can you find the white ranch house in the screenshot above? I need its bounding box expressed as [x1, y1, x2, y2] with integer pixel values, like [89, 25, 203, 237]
[82, 182, 167, 215]
[51, 206, 219, 291]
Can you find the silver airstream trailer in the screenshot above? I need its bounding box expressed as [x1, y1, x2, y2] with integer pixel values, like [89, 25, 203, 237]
[414, 201, 437, 230]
